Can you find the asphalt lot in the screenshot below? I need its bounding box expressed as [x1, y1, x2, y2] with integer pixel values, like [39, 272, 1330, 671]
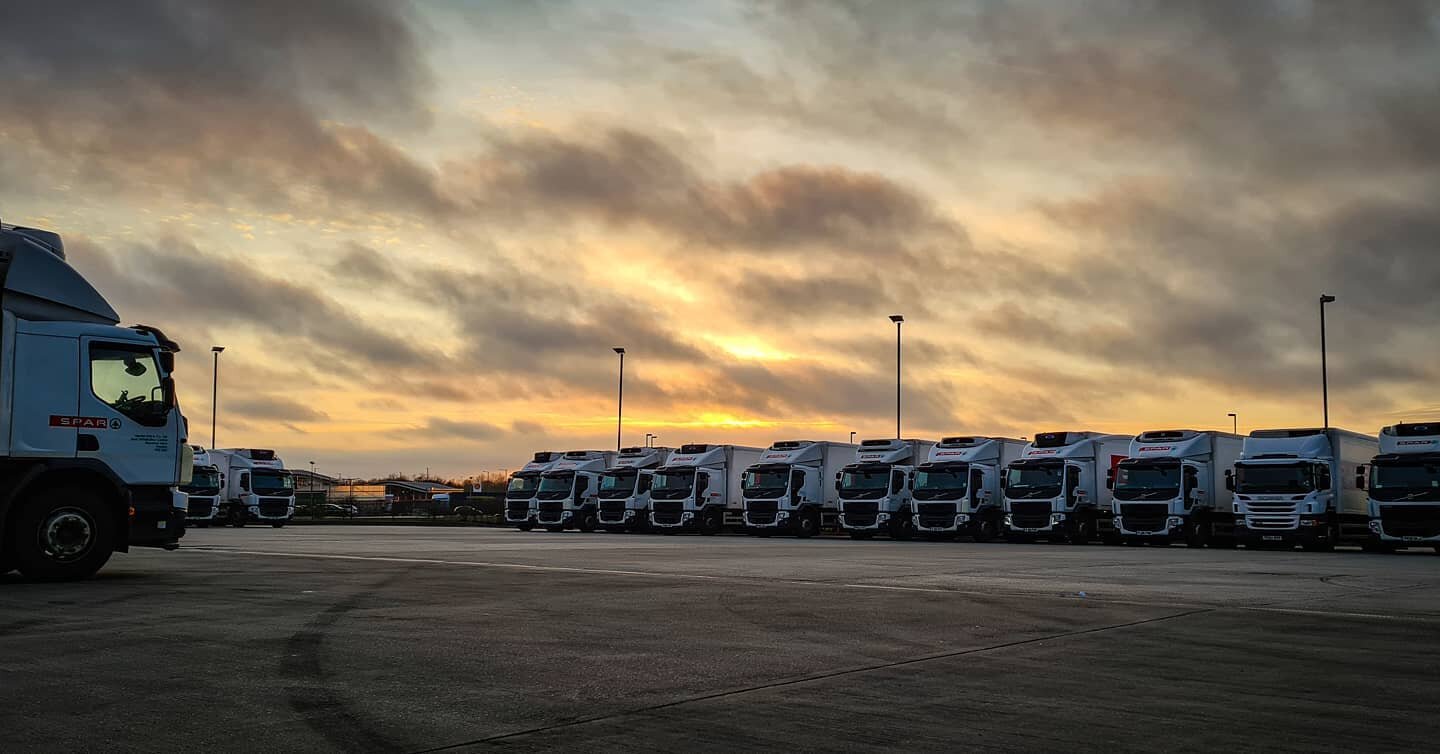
[3, 528, 1439, 753]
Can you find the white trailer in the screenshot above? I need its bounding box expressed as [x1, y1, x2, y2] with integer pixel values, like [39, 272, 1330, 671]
[1110, 430, 1242, 546]
[1360, 423, 1440, 552]
[741, 440, 857, 538]
[504, 451, 561, 530]
[1002, 431, 1129, 543]
[183, 445, 225, 528]
[535, 450, 618, 531]
[649, 444, 765, 534]
[0, 221, 190, 580]
[597, 446, 672, 533]
[912, 436, 1027, 540]
[836, 438, 937, 540]
[211, 448, 295, 527]
[1229, 427, 1378, 551]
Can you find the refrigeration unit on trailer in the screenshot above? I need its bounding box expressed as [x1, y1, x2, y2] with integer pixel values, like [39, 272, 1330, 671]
[183, 445, 224, 528]
[1110, 430, 1242, 546]
[741, 440, 857, 538]
[1228, 427, 1377, 551]
[836, 439, 937, 540]
[649, 444, 764, 535]
[1002, 432, 1129, 543]
[212, 448, 295, 528]
[505, 451, 561, 531]
[911, 436, 1026, 540]
[1359, 423, 1440, 552]
[597, 446, 672, 533]
[0, 221, 190, 580]
[535, 450, 618, 532]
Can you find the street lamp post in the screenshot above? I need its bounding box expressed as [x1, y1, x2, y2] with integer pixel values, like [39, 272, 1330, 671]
[613, 347, 626, 452]
[210, 346, 225, 449]
[889, 315, 904, 439]
[1320, 294, 1336, 429]
[1227, 413, 1237, 434]
[309, 460, 317, 498]
[849, 431, 856, 444]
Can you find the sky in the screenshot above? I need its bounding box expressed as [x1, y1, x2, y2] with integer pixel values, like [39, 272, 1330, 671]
[3, 0, 1439, 480]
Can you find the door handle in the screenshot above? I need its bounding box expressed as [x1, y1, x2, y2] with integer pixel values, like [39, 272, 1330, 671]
[77, 434, 100, 452]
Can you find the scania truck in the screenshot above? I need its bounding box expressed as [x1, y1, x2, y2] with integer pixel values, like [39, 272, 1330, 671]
[183, 445, 225, 528]
[741, 440, 856, 538]
[212, 448, 296, 528]
[535, 450, 617, 532]
[597, 446, 672, 533]
[649, 444, 764, 535]
[1111, 430, 1242, 547]
[505, 451, 561, 530]
[1359, 423, 1440, 552]
[0, 221, 189, 580]
[1228, 427, 1377, 551]
[837, 438, 937, 540]
[912, 436, 1026, 541]
[1002, 432, 1129, 543]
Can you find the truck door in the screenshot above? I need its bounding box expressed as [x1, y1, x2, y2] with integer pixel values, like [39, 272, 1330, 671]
[1183, 464, 1203, 510]
[969, 467, 986, 509]
[1065, 465, 1082, 507]
[9, 329, 80, 459]
[77, 339, 179, 485]
[789, 469, 806, 507]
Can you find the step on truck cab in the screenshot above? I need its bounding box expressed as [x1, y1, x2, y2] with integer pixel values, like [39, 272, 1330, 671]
[0, 221, 190, 580]
[505, 451, 561, 531]
[1003, 432, 1129, 543]
[1228, 427, 1377, 551]
[1111, 430, 1242, 547]
[183, 445, 224, 528]
[649, 444, 765, 535]
[741, 440, 857, 538]
[837, 439, 937, 540]
[912, 436, 1026, 540]
[535, 450, 618, 531]
[1359, 423, 1440, 552]
[597, 446, 672, 532]
[212, 448, 295, 528]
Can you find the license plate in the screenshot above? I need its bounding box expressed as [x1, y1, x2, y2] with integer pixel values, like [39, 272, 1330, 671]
[1404, 536, 1423, 542]
[1262, 535, 1282, 541]
[1022, 528, 1042, 533]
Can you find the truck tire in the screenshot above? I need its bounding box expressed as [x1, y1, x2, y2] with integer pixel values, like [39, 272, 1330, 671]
[1068, 516, 1096, 545]
[578, 510, 599, 533]
[1184, 520, 1209, 548]
[699, 509, 723, 536]
[973, 516, 999, 543]
[10, 486, 115, 581]
[795, 510, 820, 539]
[229, 507, 247, 528]
[888, 516, 914, 541]
[516, 521, 535, 532]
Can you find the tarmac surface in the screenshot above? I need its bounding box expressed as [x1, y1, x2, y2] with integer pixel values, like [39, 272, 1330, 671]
[3, 527, 1439, 753]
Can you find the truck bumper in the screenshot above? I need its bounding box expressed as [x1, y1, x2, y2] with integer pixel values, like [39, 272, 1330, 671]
[598, 507, 641, 530]
[1236, 517, 1331, 547]
[914, 513, 966, 533]
[1369, 519, 1440, 545]
[838, 511, 890, 531]
[128, 486, 186, 549]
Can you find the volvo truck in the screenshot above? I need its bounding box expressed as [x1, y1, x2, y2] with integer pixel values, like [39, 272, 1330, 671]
[1228, 427, 1377, 551]
[1111, 430, 1242, 547]
[0, 221, 190, 580]
[535, 450, 617, 532]
[505, 451, 561, 530]
[212, 448, 295, 527]
[183, 445, 225, 528]
[649, 444, 764, 535]
[597, 446, 672, 533]
[1359, 423, 1440, 552]
[837, 439, 937, 540]
[1002, 432, 1129, 543]
[741, 440, 857, 538]
[912, 436, 1026, 540]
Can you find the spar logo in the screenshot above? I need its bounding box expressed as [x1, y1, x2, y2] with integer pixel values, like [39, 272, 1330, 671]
[50, 415, 120, 430]
[1137, 446, 1174, 453]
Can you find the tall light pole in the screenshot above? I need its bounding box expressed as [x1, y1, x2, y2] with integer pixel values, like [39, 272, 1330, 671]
[1320, 294, 1336, 429]
[309, 460, 317, 497]
[613, 347, 626, 451]
[1227, 413, 1237, 434]
[210, 346, 225, 449]
[889, 315, 904, 439]
[644, 432, 653, 448]
[849, 431, 857, 444]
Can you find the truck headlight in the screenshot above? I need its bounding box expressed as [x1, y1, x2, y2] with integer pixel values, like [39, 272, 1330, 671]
[877, 512, 890, 522]
[681, 511, 693, 520]
[778, 510, 789, 520]
[1050, 513, 1066, 524]
[1368, 520, 1382, 533]
[956, 514, 970, 524]
[1167, 516, 1183, 528]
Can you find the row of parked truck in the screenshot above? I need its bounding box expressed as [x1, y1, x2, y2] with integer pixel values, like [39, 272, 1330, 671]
[505, 424, 1440, 552]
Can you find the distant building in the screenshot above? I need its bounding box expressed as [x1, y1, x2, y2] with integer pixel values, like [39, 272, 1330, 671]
[326, 480, 464, 514]
[289, 469, 340, 504]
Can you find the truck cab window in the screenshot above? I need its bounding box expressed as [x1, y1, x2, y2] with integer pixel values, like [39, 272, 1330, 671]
[1065, 466, 1081, 503]
[240, 473, 251, 492]
[637, 475, 652, 495]
[890, 470, 905, 494]
[90, 344, 169, 427]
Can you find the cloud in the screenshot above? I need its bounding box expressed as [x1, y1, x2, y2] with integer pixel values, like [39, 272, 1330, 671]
[227, 395, 330, 423]
[421, 417, 509, 442]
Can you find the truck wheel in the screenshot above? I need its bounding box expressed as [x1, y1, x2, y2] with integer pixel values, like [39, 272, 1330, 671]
[578, 511, 599, 533]
[516, 521, 535, 532]
[1068, 517, 1096, 545]
[11, 486, 115, 581]
[229, 508, 247, 528]
[699, 509, 723, 536]
[889, 517, 914, 541]
[795, 511, 820, 539]
[1184, 520, 1209, 548]
[973, 517, 999, 543]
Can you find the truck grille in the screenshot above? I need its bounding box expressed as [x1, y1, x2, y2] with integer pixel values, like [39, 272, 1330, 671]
[1120, 503, 1168, 533]
[653, 500, 683, 525]
[842, 500, 878, 528]
[187, 498, 214, 518]
[537, 501, 564, 524]
[746, 500, 778, 525]
[599, 500, 627, 522]
[1379, 506, 1440, 538]
[506, 501, 530, 520]
[917, 502, 956, 529]
[1009, 501, 1050, 529]
[1244, 500, 1299, 530]
[258, 498, 290, 518]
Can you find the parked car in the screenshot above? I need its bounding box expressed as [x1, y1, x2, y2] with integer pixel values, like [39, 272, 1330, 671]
[324, 503, 360, 518]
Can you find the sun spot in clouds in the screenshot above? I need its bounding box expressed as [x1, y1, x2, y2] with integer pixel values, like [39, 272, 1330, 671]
[712, 336, 795, 362]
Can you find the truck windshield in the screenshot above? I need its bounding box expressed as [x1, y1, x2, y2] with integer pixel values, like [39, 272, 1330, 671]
[506, 474, 540, 499]
[1235, 463, 1314, 494]
[90, 344, 171, 427]
[598, 470, 638, 498]
[1005, 464, 1063, 500]
[253, 471, 294, 496]
[913, 468, 967, 500]
[1371, 463, 1440, 502]
[839, 467, 890, 499]
[742, 469, 789, 498]
[650, 469, 695, 500]
[182, 469, 221, 494]
[537, 472, 574, 499]
[1113, 462, 1180, 501]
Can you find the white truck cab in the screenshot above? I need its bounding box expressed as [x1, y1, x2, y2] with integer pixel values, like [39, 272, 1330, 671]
[837, 439, 937, 540]
[1002, 431, 1129, 543]
[1359, 423, 1440, 552]
[1228, 428, 1377, 551]
[741, 440, 856, 538]
[505, 451, 561, 531]
[1111, 430, 1242, 546]
[535, 450, 617, 531]
[597, 446, 672, 532]
[912, 436, 1026, 540]
[182, 445, 224, 528]
[211, 448, 295, 528]
[649, 444, 764, 535]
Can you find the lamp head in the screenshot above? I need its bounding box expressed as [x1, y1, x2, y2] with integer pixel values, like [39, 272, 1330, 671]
[212, 345, 225, 353]
[1320, 294, 1336, 304]
[613, 347, 626, 354]
[889, 314, 904, 323]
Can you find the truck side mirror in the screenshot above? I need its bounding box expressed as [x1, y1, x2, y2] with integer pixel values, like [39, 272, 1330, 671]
[1224, 469, 1234, 492]
[159, 350, 176, 373]
[1355, 465, 1367, 491]
[1105, 468, 1115, 490]
[1316, 467, 1332, 491]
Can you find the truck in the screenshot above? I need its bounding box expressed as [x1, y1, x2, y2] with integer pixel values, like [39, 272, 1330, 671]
[836, 438, 937, 540]
[1110, 430, 1242, 547]
[1359, 423, 1440, 553]
[0, 221, 190, 580]
[504, 451, 561, 531]
[741, 440, 857, 538]
[649, 444, 765, 535]
[212, 448, 296, 528]
[535, 450, 618, 532]
[1228, 427, 1378, 551]
[1002, 431, 1129, 543]
[596, 445, 672, 533]
[911, 436, 1026, 540]
[183, 445, 225, 528]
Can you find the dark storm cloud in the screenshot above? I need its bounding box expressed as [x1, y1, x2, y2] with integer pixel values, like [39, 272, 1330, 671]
[227, 395, 330, 423]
